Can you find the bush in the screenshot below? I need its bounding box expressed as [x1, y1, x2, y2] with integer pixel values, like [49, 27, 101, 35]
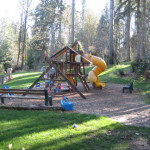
[3, 62, 11, 72]
[118, 69, 125, 76]
[131, 59, 150, 79]
[131, 61, 139, 72]
[0, 64, 5, 74]
[12, 65, 21, 73]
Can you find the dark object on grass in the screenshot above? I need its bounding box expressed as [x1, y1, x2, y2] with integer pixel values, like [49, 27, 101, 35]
[122, 80, 134, 93]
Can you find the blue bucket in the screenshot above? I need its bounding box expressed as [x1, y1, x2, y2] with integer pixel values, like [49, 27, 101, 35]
[61, 97, 74, 111]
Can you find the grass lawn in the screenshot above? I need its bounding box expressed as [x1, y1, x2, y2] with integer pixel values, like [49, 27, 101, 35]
[0, 72, 42, 89]
[0, 110, 150, 150]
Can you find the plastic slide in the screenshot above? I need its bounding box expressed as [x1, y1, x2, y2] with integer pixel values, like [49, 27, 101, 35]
[83, 54, 107, 88]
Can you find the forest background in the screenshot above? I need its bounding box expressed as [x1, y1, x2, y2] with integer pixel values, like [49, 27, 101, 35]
[0, 0, 150, 74]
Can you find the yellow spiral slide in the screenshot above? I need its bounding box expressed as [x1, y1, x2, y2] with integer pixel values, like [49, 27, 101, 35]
[83, 54, 107, 88]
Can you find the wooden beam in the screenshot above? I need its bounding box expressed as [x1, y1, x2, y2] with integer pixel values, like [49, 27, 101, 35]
[78, 73, 90, 92]
[29, 65, 51, 89]
[0, 106, 64, 111]
[0, 91, 44, 95]
[53, 63, 86, 99]
[67, 47, 92, 64]
[0, 96, 44, 99]
[22, 65, 51, 96]
[0, 89, 44, 92]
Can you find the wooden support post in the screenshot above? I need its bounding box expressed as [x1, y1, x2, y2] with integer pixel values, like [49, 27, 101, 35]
[29, 65, 51, 89]
[48, 96, 52, 106]
[83, 63, 85, 75]
[44, 89, 52, 106]
[23, 65, 52, 96]
[75, 64, 78, 86]
[1, 97, 4, 104]
[78, 73, 90, 91]
[44, 89, 49, 106]
[53, 63, 86, 99]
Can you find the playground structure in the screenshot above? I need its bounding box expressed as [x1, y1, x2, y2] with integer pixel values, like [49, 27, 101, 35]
[83, 53, 107, 88]
[0, 41, 107, 106]
[26, 40, 107, 99]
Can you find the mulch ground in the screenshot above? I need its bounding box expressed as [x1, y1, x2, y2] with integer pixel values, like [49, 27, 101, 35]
[1, 82, 150, 128]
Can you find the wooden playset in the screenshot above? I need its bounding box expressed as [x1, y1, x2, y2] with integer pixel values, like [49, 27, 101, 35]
[27, 40, 91, 99]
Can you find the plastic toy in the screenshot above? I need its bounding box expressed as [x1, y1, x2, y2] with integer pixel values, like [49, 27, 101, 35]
[73, 124, 78, 128]
[35, 82, 40, 88]
[3, 86, 13, 95]
[61, 96, 74, 111]
[57, 83, 61, 89]
[49, 81, 53, 87]
[54, 87, 58, 93]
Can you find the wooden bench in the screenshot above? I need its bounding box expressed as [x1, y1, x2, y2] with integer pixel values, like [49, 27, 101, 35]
[0, 88, 52, 106]
[122, 80, 134, 93]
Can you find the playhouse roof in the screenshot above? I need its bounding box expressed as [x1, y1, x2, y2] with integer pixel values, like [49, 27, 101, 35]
[50, 41, 91, 64]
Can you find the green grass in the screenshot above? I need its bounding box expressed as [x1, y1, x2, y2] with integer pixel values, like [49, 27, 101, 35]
[0, 72, 42, 89]
[0, 109, 150, 150]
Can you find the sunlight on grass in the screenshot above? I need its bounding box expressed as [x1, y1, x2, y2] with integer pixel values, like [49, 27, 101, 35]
[0, 72, 42, 89]
[0, 110, 120, 150]
[1, 110, 150, 150]
[12, 72, 41, 78]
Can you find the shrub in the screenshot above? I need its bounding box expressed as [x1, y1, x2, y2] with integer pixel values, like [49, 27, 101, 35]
[3, 62, 11, 72]
[131, 60, 141, 72]
[0, 64, 5, 74]
[118, 69, 125, 76]
[131, 59, 150, 79]
[12, 65, 21, 73]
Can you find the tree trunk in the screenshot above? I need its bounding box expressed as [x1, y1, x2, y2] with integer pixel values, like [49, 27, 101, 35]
[21, 13, 27, 70]
[82, 0, 85, 21]
[108, 0, 114, 64]
[58, 0, 62, 49]
[51, 23, 55, 55]
[136, 0, 141, 60]
[21, 0, 31, 70]
[17, 25, 22, 66]
[71, 0, 75, 45]
[140, 0, 146, 59]
[125, 0, 131, 61]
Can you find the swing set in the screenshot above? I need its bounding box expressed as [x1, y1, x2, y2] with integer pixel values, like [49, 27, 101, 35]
[28, 41, 91, 99]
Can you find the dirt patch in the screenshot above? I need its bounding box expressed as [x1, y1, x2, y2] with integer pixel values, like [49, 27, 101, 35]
[129, 138, 150, 150]
[1, 83, 150, 127]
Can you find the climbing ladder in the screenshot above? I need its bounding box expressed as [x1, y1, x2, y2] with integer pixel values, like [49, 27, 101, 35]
[78, 73, 90, 92]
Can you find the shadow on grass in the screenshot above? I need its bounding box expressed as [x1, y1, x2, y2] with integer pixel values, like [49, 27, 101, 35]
[0, 109, 150, 150]
[28, 123, 123, 150]
[0, 110, 100, 143]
